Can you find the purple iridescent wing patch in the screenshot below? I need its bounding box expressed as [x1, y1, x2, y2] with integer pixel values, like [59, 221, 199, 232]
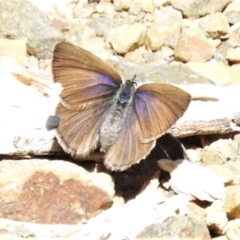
[134, 83, 191, 143]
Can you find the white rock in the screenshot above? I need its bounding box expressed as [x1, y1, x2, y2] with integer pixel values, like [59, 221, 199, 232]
[158, 159, 225, 201]
[69, 192, 189, 240]
[187, 61, 240, 86]
[153, 0, 169, 7]
[226, 220, 240, 240]
[106, 23, 147, 54]
[205, 200, 228, 234]
[198, 13, 229, 39]
[113, 0, 129, 11]
[141, 0, 154, 13]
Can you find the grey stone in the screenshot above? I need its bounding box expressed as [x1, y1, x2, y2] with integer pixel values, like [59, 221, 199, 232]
[224, 0, 240, 24]
[170, 0, 231, 17]
[0, 0, 64, 59]
[90, 17, 125, 37]
[135, 214, 211, 239]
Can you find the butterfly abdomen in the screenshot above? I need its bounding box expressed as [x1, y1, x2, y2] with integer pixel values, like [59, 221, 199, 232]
[99, 105, 126, 152]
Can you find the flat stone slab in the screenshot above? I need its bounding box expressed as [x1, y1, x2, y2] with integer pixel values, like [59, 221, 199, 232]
[1, 67, 240, 158]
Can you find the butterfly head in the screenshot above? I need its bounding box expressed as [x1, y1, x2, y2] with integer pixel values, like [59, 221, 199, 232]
[118, 77, 137, 105]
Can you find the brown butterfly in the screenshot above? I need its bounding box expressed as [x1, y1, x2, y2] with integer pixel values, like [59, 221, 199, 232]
[52, 42, 191, 171]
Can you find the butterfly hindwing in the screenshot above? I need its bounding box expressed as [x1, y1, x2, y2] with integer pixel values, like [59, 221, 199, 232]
[56, 99, 113, 157]
[104, 105, 155, 171]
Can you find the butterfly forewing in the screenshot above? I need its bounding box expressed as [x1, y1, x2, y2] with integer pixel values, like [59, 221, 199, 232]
[53, 42, 122, 110]
[104, 105, 155, 171]
[53, 42, 122, 83]
[134, 83, 191, 143]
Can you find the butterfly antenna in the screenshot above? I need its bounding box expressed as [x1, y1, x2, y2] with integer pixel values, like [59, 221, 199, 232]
[135, 58, 174, 78]
[109, 42, 127, 70]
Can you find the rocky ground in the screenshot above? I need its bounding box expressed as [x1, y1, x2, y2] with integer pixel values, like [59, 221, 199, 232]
[1, 0, 240, 239]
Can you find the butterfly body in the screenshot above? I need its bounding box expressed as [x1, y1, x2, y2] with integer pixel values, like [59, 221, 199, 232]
[52, 42, 191, 171]
[100, 80, 136, 152]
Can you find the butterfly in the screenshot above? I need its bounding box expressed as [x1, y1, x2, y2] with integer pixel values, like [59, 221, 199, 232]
[52, 42, 191, 171]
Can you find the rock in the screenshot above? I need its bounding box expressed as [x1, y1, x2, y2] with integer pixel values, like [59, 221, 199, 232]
[233, 134, 240, 148]
[36, 0, 73, 31]
[90, 17, 125, 37]
[224, 0, 240, 24]
[66, 24, 95, 44]
[0, 38, 27, 65]
[106, 23, 147, 54]
[135, 214, 211, 240]
[141, 0, 154, 13]
[73, 2, 96, 18]
[113, 0, 129, 11]
[0, 0, 64, 59]
[205, 200, 228, 234]
[224, 161, 240, 185]
[200, 138, 238, 165]
[65, 26, 107, 58]
[71, 193, 190, 239]
[228, 25, 240, 47]
[144, 64, 214, 85]
[215, 41, 233, 64]
[226, 47, 240, 63]
[159, 45, 175, 59]
[96, 2, 115, 15]
[170, 0, 231, 17]
[175, 29, 216, 62]
[143, 12, 155, 23]
[128, 0, 142, 16]
[145, 6, 182, 50]
[146, 19, 182, 51]
[0, 217, 82, 239]
[124, 46, 150, 63]
[159, 5, 183, 20]
[187, 200, 211, 237]
[109, 62, 213, 86]
[186, 148, 202, 163]
[225, 220, 240, 240]
[153, 0, 168, 7]
[199, 13, 229, 39]
[66, 26, 107, 58]
[0, 160, 114, 224]
[158, 159, 225, 202]
[188, 201, 206, 220]
[224, 185, 240, 219]
[0, 65, 63, 156]
[187, 62, 240, 86]
[208, 164, 234, 185]
[124, 0, 154, 16]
